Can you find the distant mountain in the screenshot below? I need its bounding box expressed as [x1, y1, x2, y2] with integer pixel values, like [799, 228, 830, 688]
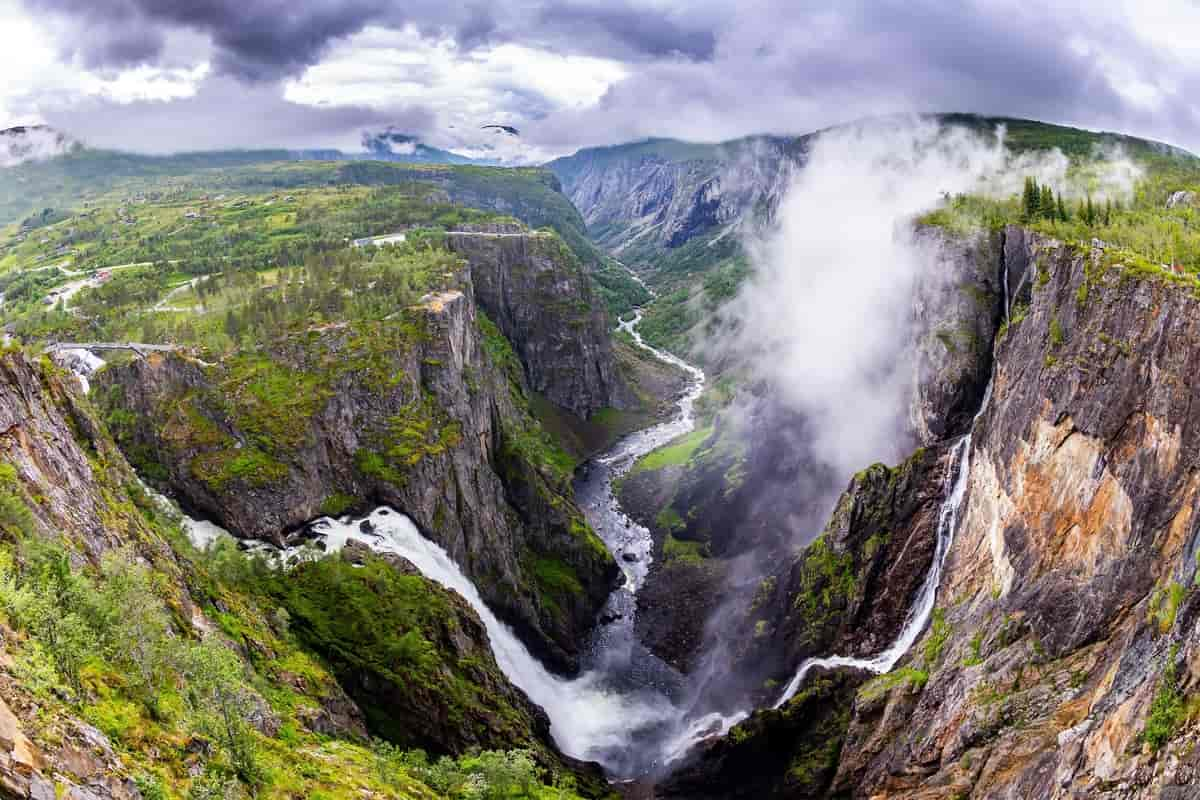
[356, 128, 493, 165]
[547, 115, 1196, 271]
[0, 125, 77, 167]
[546, 135, 803, 263]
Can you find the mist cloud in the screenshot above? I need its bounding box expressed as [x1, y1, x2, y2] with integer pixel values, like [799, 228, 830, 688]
[722, 116, 1106, 483]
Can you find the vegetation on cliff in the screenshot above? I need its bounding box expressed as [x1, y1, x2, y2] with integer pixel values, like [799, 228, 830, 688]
[0, 349, 598, 799]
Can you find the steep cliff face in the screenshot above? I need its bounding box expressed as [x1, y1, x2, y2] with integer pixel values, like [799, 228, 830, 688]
[446, 226, 633, 418]
[94, 257, 618, 673]
[547, 137, 803, 261]
[833, 232, 1200, 799]
[0, 350, 600, 796]
[280, 541, 560, 761]
[686, 229, 1200, 798]
[909, 225, 1005, 444]
[616, 220, 1003, 677]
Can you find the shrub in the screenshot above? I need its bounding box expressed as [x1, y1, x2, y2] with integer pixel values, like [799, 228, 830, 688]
[1143, 646, 1185, 751]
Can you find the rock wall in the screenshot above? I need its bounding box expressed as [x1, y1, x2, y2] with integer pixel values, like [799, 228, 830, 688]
[836, 232, 1200, 799]
[446, 227, 633, 418]
[0, 349, 593, 789]
[616, 219, 1004, 680]
[94, 258, 618, 674]
[908, 224, 1005, 444]
[547, 137, 802, 259]
[684, 230, 1200, 798]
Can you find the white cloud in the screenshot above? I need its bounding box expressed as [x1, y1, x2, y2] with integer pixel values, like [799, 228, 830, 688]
[284, 24, 627, 162]
[0, 0, 209, 126]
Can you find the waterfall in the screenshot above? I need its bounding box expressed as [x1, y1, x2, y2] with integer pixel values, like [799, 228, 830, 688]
[54, 348, 105, 393]
[170, 299, 710, 776]
[1003, 253, 1010, 321]
[266, 509, 677, 764]
[770, 377, 993, 710]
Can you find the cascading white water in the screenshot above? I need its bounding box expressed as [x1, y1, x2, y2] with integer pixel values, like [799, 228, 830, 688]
[771, 434, 973, 708]
[768, 377, 994, 710]
[177, 505, 678, 762]
[657, 433, 973, 761]
[55, 348, 105, 393]
[266, 509, 678, 762]
[168, 299, 711, 774]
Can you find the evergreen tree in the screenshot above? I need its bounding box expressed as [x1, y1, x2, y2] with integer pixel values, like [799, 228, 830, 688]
[1104, 198, 1113, 226]
[1040, 185, 1056, 220]
[1022, 177, 1040, 221]
[1057, 194, 1069, 222]
[1084, 195, 1096, 226]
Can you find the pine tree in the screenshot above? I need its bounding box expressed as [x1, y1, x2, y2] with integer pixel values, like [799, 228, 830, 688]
[1084, 195, 1096, 226]
[1040, 185, 1056, 220]
[1022, 177, 1040, 221]
[1104, 198, 1112, 226]
[1057, 194, 1069, 222]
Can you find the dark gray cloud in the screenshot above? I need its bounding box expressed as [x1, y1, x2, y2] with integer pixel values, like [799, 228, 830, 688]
[16, 0, 1200, 157]
[40, 77, 427, 153]
[525, 0, 1200, 155]
[22, 0, 722, 82]
[537, 2, 717, 61]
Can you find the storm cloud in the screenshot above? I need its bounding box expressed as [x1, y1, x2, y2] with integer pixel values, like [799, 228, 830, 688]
[9, 0, 1200, 156]
[41, 77, 422, 153]
[21, 0, 719, 82]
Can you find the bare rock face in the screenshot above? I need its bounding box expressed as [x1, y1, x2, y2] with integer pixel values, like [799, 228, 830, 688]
[678, 228, 1200, 799]
[660, 669, 862, 800]
[94, 256, 619, 673]
[837, 233, 1200, 799]
[908, 224, 1004, 444]
[724, 444, 955, 704]
[446, 227, 633, 418]
[0, 350, 152, 559]
[547, 137, 804, 258]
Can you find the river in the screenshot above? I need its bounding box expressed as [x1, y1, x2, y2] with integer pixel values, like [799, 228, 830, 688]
[173, 305, 712, 778]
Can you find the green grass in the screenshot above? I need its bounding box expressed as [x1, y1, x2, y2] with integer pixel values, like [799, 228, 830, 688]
[530, 557, 584, 610]
[630, 426, 713, 475]
[1143, 645, 1185, 751]
[857, 667, 929, 703]
[662, 533, 708, 565]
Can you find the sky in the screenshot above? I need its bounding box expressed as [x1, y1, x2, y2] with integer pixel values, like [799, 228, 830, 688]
[2, 0, 1200, 163]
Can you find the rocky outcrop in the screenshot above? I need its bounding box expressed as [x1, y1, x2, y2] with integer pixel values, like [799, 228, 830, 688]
[0, 348, 599, 796]
[291, 542, 556, 759]
[95, 260, 618, 673]
[733, 445, 954, 689]
[0, 348, 162, 559]
[446, 227, 632, 417]
[833, 233, 1200, 799]
[661, 670, 862, 800]
[616, 219, 1004, 679]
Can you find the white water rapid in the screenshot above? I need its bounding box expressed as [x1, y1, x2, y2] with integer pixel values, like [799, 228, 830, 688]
[55, 348, 106, 393]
